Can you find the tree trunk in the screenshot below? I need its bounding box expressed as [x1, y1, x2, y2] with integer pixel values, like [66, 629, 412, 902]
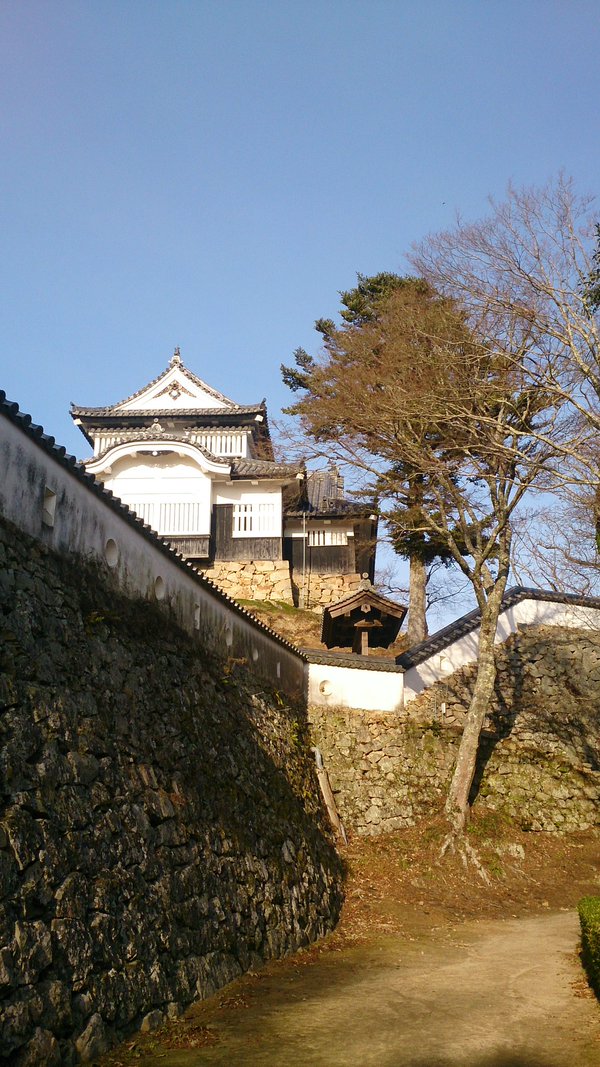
[406, 553, 428, 647]
[444, 581, 506, 835]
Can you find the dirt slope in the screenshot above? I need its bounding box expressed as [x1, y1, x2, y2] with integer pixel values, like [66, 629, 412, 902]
[100, 819, 600, 1066]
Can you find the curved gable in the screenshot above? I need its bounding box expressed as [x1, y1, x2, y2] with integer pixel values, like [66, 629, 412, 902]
[86, 439, 232, 477]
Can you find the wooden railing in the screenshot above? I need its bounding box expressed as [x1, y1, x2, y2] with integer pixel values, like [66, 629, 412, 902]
[127, 501, 206, 536]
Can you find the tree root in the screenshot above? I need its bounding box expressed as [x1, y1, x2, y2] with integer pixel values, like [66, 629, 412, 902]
[439, 832, 492, 885]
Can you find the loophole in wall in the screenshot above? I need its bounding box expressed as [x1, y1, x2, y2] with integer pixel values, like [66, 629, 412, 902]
[42, 487, 57, 528]
[154, 576, 166, 600]
[252, 648, 259, 662]
[225, 626, 233, 648]
[105, 539, 119, 568]
[319, 679, 332, 696]
[194, 603, 201, 630]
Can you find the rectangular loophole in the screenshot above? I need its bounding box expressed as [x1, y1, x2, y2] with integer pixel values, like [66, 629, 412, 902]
[42, 487, 57, 528]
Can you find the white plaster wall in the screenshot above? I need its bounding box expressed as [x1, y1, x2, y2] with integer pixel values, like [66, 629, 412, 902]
[104, 455, 213, 534]
[403, 597, 600, 702]
[308, 662, 404, 713]
[0, 414, 304, 698]
[214, 482, 283, 537]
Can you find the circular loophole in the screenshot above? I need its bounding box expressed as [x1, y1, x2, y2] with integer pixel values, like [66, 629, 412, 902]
[104, 538, 119, 568]
[319, 679, 332, 696]
[225, 626, 233, 648]
[154, 576, 166, 600]
[252, 648, 259, 662]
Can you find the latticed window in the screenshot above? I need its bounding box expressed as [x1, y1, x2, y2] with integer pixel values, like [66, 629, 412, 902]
[127, 500, 203, 535]
[233, 501, 276, 536]
[307, 527, 348, 547]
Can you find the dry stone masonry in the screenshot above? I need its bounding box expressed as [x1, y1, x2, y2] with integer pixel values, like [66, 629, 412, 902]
[310, 627, 600, 835]
[200, 561, 363, 609]
[298, 572, 362, 609]
[0, 516, 343, 1065]
[200, 560, 294, 603]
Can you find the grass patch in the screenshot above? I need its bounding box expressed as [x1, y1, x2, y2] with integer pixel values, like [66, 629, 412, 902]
[578, 895, 600, 997]
[238, 599, 301, 615]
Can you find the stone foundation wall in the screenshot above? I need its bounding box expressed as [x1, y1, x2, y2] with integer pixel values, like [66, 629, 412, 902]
[201, 564, 363, 610]
[296, 572, 362, 609]
[200, 560, 294, 603]
[310, 627, 600, 836]
[0, 518, 343, 1065]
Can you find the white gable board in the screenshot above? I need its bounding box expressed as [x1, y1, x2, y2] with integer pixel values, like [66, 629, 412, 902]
[117, 366, 231, 412]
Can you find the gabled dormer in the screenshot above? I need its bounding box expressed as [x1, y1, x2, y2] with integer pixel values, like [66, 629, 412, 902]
[71, 349, 274, 461]
[112, 348, 234, 413]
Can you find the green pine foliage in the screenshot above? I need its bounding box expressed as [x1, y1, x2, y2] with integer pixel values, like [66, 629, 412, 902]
[584, 224, 600, 311]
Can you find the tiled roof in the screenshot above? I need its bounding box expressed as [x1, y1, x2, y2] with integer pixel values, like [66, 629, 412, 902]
[284, 500, 368, 519]
[231, 459, 299, 479]
[301, 648, 404, 672]
[324, 585, 406, 618]
[91, 425, 255, 438]
[70, 404, 265, 418]
[73, 353, 237, 412]
[0, 390, 305, 659]
[307, 468, 345, 510]
[284, 465, 372, 519]
[281, 510, 367, 522]
[397, 586, 600, 669]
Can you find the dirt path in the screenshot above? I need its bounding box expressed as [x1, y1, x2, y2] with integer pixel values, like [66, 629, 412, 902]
[102, 828, 600, 1067]
[106, 910, 599, 1067]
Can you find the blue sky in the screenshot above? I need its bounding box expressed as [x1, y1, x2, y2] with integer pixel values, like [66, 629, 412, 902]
[2, 0, 599, 456]
[1, 0, 599, 603]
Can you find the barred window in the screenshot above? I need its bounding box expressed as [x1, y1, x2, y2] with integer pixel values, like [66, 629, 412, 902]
[307, 527, 348, 547]
[233, 501, 277, 536]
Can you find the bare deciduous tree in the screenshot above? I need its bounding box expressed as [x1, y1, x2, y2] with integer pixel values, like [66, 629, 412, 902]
[411, 175, 600, 475]
[512, 488, 600, 597]
[285, 177, 598, 857]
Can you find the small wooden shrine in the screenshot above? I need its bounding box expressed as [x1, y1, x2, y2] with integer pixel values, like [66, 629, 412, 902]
[321, 577, 407, 655]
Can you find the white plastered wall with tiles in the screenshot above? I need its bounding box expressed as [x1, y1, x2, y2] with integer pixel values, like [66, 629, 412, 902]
[403, 598, 600, 702]
[0, 412, 304, 699]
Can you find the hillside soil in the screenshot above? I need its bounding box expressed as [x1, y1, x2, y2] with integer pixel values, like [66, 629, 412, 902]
[99, 817, 600, 1066]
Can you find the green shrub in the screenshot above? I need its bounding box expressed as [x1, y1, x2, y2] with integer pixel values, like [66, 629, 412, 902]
[578, 896, 600, 996]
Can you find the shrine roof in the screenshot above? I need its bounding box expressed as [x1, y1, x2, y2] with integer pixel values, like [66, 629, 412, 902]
[324, 585, 407, 621]
[321, 582, 407, 650]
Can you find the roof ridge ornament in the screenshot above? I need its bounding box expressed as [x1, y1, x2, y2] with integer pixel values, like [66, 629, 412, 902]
[169, 346, 182, 368]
